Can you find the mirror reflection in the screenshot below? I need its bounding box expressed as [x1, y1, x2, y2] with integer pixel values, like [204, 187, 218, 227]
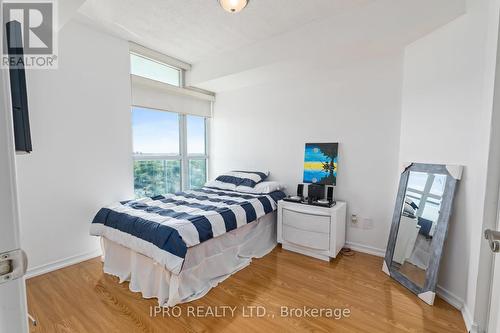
[391, 171, 446, 288]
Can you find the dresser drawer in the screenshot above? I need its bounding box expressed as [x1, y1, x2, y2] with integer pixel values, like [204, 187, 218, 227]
[282, 207, 330, 233]
[282, 225, 330, 251]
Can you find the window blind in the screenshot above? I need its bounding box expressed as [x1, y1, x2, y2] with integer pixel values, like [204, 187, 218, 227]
[131, 75, 213, 117]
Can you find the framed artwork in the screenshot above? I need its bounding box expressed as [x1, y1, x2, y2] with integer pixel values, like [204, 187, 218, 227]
[303, 143, 338, 185]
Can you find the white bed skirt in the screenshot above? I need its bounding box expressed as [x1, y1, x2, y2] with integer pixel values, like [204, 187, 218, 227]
[101, 212, 277, 307]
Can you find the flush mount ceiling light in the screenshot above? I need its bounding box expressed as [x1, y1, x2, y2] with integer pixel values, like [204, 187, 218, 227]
[219, 0, 249, 13]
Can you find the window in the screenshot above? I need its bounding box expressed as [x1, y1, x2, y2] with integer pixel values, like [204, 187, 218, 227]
[132, 107, 208, 198]
[134, 160, 181, 197]
[187, 115, 206, 154]
[189, 159, 207, 189]
[130, 53, 181, 87]
[186, 115, 208, 190]
[132, 107, 179, 155]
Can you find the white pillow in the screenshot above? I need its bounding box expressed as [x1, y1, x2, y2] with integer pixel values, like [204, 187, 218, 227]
[236, 181, 283, 194]
[204, 179, 237, 191]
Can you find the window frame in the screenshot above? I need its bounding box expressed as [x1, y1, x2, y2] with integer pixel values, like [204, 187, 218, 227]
[130, 51, 184, 88]
[132, 106, 209, 192]
[182, 114, 209, 190]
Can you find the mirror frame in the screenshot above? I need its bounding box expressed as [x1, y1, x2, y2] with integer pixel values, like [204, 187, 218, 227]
[383, 163, 462, 305]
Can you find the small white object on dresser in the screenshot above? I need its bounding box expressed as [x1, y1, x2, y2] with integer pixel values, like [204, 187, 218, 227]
[277, 200, 347, 261]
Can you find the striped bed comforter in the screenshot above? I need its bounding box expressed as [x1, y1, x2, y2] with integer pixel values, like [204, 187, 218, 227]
[90, 187, 286, 274]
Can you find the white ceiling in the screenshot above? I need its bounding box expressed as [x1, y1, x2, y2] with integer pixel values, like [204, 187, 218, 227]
[187, 0, 465, 91]
[76, 0, 465, 91]
[77, 0, 373, 63]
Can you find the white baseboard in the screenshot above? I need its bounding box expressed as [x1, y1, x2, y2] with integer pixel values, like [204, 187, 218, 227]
[344, 241, 386, 257]
[25, 249, 102, 279]
[461, 304, 480, 333]
[436, 285, 463, 310]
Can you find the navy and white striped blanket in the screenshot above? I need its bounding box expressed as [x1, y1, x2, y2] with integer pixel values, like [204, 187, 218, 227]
[90, 187, 286, 274]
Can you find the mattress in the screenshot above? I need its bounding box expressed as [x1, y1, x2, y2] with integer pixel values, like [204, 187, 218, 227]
[90, 187, 285, 274]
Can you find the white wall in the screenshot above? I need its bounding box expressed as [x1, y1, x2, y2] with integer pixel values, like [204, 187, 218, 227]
[211, 52, 403, 254]
[399, 0, 499, 330]
[16, 20, 134, 273]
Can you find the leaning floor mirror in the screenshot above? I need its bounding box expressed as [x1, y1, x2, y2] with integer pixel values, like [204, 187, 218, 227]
[383, 163, 462, 305]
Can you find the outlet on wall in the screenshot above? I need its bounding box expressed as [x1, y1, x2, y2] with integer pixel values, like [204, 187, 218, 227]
[351, 214, 359, 228]
[350, 214, 374, 230]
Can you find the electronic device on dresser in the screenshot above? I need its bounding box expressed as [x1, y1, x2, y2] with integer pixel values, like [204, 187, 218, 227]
[282, 184, 304, 203]
[297, 184, 304, 199]
[283, 183, 336, 207]
[307, 184, 324, 203]
[327, 186, 334, 202]
[311, 184, 335, 207]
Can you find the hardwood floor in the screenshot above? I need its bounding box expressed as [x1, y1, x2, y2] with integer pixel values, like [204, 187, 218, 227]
[26, 248, 466, 333]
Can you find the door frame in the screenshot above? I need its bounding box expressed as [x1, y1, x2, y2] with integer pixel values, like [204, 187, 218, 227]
[0, 22, 29, 332]
[486, 186, 500, 331]
[479, 4, 500, 331]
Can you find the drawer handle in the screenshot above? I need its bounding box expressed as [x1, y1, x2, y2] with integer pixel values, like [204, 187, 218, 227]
[283, 222, 329, 233]
[283, 207, 330, 218]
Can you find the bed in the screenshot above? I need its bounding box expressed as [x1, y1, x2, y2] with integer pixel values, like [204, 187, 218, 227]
[90, 186, 286, 306]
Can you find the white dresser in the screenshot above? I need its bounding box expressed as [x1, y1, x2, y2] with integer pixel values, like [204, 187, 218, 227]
[277, 200, 346, 261]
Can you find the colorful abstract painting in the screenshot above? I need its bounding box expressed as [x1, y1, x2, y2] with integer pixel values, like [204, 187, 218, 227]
[303, 143, 338, 185]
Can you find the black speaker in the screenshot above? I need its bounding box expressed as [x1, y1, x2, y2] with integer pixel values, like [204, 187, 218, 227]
[297, 184, 304, 198]
[327, 186, 334, 202]
[308, 184, 325, 201]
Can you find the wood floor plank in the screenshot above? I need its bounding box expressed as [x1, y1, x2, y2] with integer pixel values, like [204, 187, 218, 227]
[26, 248, 466, 333]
